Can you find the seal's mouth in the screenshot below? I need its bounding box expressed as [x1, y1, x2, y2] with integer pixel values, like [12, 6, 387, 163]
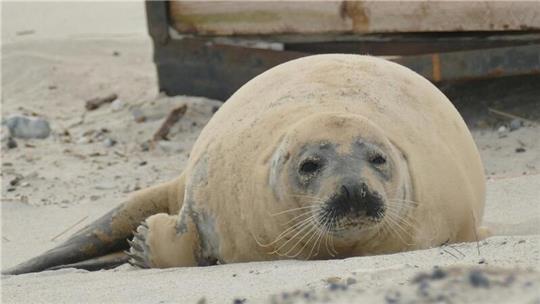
[318, 183, 385, 232]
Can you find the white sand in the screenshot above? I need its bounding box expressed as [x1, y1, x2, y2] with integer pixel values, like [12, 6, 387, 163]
[2, 2, 539, 303]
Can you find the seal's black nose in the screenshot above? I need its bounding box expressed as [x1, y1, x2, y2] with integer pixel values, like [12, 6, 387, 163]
[332, 182, 384, 218]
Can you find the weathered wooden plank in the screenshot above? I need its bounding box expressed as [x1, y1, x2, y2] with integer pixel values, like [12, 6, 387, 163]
[169, 1, 540, 36]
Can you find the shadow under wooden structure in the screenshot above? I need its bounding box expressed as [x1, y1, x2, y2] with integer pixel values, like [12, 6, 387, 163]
[146, 1, 540, 123]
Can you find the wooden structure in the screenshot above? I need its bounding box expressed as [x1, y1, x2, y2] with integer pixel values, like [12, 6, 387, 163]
[146, 1, 540, 101]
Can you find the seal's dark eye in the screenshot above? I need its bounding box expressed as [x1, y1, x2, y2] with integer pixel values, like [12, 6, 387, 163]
[370, 154, 387, 165]
[299, 160, 321, 174]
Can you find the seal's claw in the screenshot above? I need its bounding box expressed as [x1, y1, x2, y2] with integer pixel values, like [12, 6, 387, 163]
[127, 221, 152, 269]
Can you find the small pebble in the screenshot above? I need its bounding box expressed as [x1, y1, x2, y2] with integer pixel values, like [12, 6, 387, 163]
[431, 267, 447, 280]
[77, 136, 91, 144]
[325, 276, 341, 284]
[385, 290, 401, 303]
[5, 115, 51, 139]
[104, 138, 117, 147]
[515, 147, 526, 153]
[132, 109, 146, 123]
[497, 125, 508, 138]
[232, 299, 245, 304]
[346, 277, 357, 285]
[7, 137, 17, 149]
[139, 161, 147, 166]
[469, 270, 490, 288]
[509, 119, 522, 131]
[140, 141, 150, 152]
[9, 176, 22, 186]
[418, 280, 430, 297]
[111, 99, 125, 111]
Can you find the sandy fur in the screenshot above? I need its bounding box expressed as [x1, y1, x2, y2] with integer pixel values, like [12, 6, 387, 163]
[147, 55, 486, 266]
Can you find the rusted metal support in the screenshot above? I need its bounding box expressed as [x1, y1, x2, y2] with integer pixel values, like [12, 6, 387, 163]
[283, 33, 540, 56]
[152, 35, 540, 100]
[395, 44, 540, 82]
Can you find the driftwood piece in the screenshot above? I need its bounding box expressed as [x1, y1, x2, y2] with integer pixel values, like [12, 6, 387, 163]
[153, 105, 188, 141]
[85, 94, 118, 111]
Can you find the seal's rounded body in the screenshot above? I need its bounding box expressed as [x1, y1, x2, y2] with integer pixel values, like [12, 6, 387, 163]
[176, 55, 485, 265]
[5, 55, 486, 274]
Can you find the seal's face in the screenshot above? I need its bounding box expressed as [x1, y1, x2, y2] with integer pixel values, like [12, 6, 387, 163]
[292, 139, 389, 231]
[268, 113, 412, 257]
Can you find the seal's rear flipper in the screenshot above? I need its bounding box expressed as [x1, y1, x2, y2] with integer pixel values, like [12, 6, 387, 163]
[3, 175, 186, 275]
[47, 251, 129, 272]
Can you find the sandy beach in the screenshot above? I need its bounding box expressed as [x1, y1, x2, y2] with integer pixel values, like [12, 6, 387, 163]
[2, 2, 539, 303]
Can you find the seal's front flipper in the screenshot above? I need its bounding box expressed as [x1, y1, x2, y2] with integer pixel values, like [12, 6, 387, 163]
[128, 213, 200, 268]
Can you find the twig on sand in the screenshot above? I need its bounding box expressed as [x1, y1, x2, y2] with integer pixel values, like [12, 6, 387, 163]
[488, 108, 538, 125]
[50, 216, 89, 241]
[153, 105, 188, 141]
[85, 94, 118, 111]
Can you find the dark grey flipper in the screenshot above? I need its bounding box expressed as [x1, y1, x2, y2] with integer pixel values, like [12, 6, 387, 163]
[47, 251, 130, 272]
[2, 175, 184, 275]
[2, 206, 130, 275]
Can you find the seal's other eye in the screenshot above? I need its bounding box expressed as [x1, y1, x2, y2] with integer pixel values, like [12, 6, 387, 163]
[299, 159, 321, 174]
[370, 154, 387, 165]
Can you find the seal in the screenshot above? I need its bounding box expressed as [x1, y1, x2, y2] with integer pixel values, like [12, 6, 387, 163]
[4, 55, 488, 274]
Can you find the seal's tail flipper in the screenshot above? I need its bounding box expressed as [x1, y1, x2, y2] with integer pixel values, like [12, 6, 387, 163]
[2, 174, 185, 275]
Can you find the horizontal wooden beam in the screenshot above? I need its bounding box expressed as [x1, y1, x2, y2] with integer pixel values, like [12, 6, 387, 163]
[169, 1, 540, 36]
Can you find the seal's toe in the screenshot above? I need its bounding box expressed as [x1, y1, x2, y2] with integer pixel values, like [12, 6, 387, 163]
[126, 221, 153, 268]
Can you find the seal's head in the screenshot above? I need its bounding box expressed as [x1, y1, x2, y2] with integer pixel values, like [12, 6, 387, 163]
[268, 113, 413, 257]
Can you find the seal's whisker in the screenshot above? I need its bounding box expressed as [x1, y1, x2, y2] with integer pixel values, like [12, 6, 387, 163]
[387, 199, 419, 208]
[294, 222, 320, 259]
[382, 212, 412, 245]
[270, 205, 316, 216]
[323, 213, 334, 257]
[257, 212, 317, 248]
[272, 213, 317, 246]
[384, 212, 416, 246]
[383, 217, 407, 245]
[384, 207, 415, 228]
[322, 209, 337, 257]
[328, 209, 339, 256]
[271, 214, 318, 254]
[280, 209, 317, 226]
[286, 193, 326, 201]
[309, 211, 330, 259]
[274, 221, 316, 258]
[282, 218, 319, 257]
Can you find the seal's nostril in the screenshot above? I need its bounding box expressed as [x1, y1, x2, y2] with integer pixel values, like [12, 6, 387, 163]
[341, 185, 350, 199]
[359, 183, 368, 198]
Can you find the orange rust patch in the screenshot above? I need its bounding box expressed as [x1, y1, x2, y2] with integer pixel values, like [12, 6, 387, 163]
[342, 1, 370, 32]
[431, 54, 441, 82]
